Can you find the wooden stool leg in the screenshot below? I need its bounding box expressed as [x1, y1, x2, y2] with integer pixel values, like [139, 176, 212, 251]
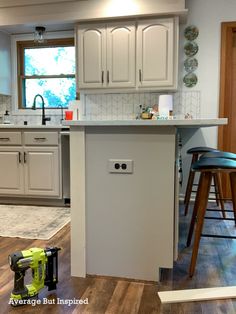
[186, 172, 203, 247]
[184, 154, 198, 216]
[229, 172, 236, 226]
[189, 171, 212, 277]
[213, 174, 220, 206]
[215, 172, 226, 219]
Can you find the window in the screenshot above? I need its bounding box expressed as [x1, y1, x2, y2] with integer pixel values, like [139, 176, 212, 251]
[17, 38, 75, 109]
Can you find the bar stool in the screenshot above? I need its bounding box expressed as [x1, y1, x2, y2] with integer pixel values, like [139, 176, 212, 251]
[184, 147, 220, 216]
[186, 157, 236, 277]
[187, 151, 236, 248]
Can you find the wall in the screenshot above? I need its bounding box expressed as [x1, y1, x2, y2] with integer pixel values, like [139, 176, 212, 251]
[178, 0, 236, 196]
[0, 31, 11, 95]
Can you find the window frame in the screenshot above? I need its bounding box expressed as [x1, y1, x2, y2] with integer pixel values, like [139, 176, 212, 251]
[17, 37, 75, 109]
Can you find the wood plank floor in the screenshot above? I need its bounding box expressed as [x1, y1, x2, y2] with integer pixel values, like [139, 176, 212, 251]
[1, 203, 236, 313]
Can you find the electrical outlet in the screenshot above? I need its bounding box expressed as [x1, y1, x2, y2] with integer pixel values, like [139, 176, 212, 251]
[108, 159, 133, 174]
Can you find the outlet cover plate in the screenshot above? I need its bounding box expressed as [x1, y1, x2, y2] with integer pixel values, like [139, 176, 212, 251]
[108, 159, 133, 174]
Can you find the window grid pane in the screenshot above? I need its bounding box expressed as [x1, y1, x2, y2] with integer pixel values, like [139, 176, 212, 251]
[24, 46, 75, 76]
[25, 78, 76, 108]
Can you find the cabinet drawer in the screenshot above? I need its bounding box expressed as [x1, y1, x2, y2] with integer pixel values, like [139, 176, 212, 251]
[0, 132, 22, 145]
[24, 132, 59, 146]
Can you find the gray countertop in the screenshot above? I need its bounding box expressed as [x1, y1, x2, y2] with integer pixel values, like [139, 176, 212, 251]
[0, 118, 228, 129]
[0, 124, 68, 129]
[63, 118, 228, 128]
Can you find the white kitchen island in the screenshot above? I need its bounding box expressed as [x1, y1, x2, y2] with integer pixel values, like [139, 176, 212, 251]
[64, 119, 227, 281]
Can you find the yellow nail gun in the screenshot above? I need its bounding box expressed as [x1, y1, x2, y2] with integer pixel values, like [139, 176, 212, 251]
[8, 247, 60, 306]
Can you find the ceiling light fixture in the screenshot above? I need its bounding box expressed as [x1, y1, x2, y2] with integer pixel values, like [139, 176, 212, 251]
[34, 26, 46, 44]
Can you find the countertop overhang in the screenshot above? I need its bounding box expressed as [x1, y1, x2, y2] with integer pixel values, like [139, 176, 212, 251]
[0, 119, 227, 129]
[63, 118, 227, 128]
[0, 124, 69, 129]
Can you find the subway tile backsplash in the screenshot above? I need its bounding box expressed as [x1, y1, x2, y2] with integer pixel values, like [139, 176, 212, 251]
[85, 91, 201, 120]
[0, 91, 201, 124]
[0, 94, 11, 115]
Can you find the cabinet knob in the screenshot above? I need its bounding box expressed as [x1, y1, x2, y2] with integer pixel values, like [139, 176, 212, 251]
[101, 71, 104, 84]
[107, 70, 109, 83]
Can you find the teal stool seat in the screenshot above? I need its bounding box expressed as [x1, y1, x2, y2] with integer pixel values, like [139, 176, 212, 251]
[192, 157, 236, 170]
[187, 147, 219, 154]
[200, 151, 236, 160]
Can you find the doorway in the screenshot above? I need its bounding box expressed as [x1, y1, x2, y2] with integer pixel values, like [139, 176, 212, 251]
[219, 22, 236, 198]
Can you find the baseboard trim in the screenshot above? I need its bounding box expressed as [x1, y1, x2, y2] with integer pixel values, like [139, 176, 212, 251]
[86, 274, 156, 285]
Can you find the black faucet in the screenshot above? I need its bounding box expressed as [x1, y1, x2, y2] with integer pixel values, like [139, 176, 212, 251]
[58, 104, 64, 123]
[32, 94, 51, 125]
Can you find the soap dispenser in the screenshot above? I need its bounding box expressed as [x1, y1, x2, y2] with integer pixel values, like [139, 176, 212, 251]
[3, 110, 11, 124]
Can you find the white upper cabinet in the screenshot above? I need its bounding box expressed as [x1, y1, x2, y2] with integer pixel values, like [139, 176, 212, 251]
[77, 17, 178, 91]
[106, 23, 135, 87]
[137, 18, 177, 89]
[78, 22, 135, 89]
[78, 24, 106, 88]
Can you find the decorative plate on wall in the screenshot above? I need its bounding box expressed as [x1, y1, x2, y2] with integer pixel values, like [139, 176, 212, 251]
[183, 73, 198, 87]
[184, 41, 199, 57]
[184, 58, 198, 72]
[184, 25, 199, 41]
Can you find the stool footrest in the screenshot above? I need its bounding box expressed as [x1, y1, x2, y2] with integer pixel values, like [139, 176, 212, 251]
[204, 216, 235, 221]
[206, 208, 233, 213]
[201, 233, 236, 239]
[192, 183, 216, 187]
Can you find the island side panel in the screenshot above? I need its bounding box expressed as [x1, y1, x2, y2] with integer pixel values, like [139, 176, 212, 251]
[70, 126, 86, 277]
[85, 126, 176, 281]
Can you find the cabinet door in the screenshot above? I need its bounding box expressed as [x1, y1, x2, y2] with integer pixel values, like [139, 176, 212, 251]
[24, 147, 60, 197]
[78, 24, 106, 88]
[106, 22, 135, 87]
[0, 148, 24, 195]
[137, 18, 175, 88]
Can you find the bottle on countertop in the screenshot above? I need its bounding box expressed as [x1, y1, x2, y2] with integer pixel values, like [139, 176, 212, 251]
[3, 110, 11, 124]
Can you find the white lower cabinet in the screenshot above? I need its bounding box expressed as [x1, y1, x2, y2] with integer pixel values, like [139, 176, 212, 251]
[24, 147, 60, 197]
[0, 131, 61, 198]
[0, 147, 24, 194]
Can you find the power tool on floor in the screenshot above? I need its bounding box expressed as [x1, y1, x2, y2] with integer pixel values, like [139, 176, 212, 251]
[8, 247, 60, 306]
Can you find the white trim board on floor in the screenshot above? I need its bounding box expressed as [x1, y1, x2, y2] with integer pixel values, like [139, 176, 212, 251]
[158, 286, 236, 304]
